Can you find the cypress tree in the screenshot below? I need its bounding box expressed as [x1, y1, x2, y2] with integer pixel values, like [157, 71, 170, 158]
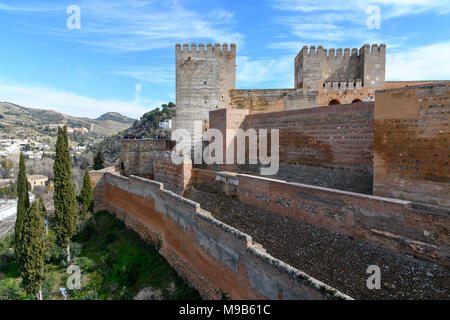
[93, 148, 105, 170]
[21, 201, 47, 300]
[39, 197, 46, 216]
[53, 126, 78, 263]
[15, 152, 30, 272]
[79, 169, 94, 220]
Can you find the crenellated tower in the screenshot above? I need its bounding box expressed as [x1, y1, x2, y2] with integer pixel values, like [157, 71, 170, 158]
[295, 44, 386, 95]
[174, 43, 236, 147]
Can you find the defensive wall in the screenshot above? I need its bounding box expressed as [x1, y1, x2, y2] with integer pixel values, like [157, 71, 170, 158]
[189, 169, 450, 267]
[119, 139, 171, 178]
[209, 102, 374, 194]
[90, 171, 351, 300]
[99, 82, 450, 299]
[373, 82, 450, 208]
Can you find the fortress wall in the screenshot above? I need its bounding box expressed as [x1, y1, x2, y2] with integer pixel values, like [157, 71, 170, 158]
[210, 103, 374, 193]
[245, 102, 374, 174]
[90, 172, 351, 300]
[317, 87, 375, 106]
[190, 169, 450, 266]
[153, 152, 192, 195]
[374, 82, 450, 208]
[229, 89, 314, 113]
[119, 139, 171, 178]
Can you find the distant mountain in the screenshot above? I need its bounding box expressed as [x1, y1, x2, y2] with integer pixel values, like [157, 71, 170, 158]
[0, 102, 134, 140]
[96, 112, 135, 124]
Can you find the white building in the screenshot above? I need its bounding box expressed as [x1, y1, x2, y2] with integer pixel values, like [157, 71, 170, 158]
[158, 119, 172, 130]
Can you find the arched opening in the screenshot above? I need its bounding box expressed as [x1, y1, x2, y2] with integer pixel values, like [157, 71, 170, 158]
[329, 99, 341, 106]
[352, 99, 362, 103]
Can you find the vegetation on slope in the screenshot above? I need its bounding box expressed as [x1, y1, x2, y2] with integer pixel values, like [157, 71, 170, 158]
[0, 102, 134, 141]
[96, 102, 175, 164]
[0, 211, 201, 300]
[96, 112, 135, 124]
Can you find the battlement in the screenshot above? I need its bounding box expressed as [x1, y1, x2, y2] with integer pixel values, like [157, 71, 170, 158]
[323, 79, 363, 90]
[175, 43, 236, 56]
[295, 43, 386, 90]
[297, 44, 385, 59]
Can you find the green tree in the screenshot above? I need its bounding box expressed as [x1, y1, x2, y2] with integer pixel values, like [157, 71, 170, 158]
[53, 126, 78, 263]
[78, 169, 94, 220]
[14, 153, 30, 272]
[20, 201, 47, 300]
[39, 198, 46, 216]
[93, 148, 105, 171]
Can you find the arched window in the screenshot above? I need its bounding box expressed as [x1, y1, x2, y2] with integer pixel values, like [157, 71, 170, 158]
[352, 99, 362, 103]
[329, 99, 341, 106]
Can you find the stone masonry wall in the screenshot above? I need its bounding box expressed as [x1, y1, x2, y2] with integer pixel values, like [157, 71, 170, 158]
[119, 139, 171, 178]
[175, 43, 236, 146]
[153, 151, 192, 195]
[90, 172, 351, 300]
[209, 103, 374, 193]
[295, 44, 386, 92]
[229, 89, 316, 114]
[190, 169, 450, 267]
[374, 82, 450, 208]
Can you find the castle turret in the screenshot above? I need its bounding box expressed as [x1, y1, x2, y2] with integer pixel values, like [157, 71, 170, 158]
[174, 43, 236, 155]
[295, 43, 386, 92]
[360, 44, 386, 88]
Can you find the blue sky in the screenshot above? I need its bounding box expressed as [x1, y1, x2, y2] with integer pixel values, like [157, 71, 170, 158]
[0, 0, 449, 119]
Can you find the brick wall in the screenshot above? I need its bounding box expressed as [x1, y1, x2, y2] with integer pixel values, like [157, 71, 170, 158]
[119, 139, 171, 178]
[374, 82, 450, 208]
[191, 169, 450, 266]
[90, 172, 351, 300]
[230, 89, 314, 113]
[209, 103, 374, 193]
[153, 152, 192, 195]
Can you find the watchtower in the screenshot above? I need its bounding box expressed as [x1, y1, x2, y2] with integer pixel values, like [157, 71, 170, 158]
[174, 43, 236, 147]
[294, 44, 386, 95]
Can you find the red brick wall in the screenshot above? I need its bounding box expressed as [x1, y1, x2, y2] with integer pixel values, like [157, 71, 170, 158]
[191, 169, 450, 266]
[374, 83, 450, 208]
[153, 152, 192, 195]
[90, 172, 351, 300]
[244, 102, 374, 174]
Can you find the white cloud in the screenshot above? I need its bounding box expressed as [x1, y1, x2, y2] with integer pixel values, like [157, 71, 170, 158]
[0, 81, 155, 118]
[0, 2, 64, 12]
[269, 0, 449, 49]
[387, 41, 450, 80]
[272, 0, 450, 17]
[237, 55, 293, 88]
[109, 66, 174, 84]
[3, 0, 244, 53]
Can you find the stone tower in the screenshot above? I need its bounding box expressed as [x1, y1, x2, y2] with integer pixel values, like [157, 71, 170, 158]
[294, 44, 386, 95]
[174, 43, 236, 147]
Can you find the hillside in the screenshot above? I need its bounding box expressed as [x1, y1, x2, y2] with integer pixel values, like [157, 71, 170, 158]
[96, 112, 135, 124]
[97, 102, 175, 164]
[0, 102, 134, 141]
[0, 211, 201, 300]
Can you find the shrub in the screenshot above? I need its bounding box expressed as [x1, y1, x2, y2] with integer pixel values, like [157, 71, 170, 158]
[70, 242, 82, 259]
[41, 275, 56, 299]
[76, 256, 96, 273]
[49, 244, 65, 264]
[0, 279, 23, 300]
